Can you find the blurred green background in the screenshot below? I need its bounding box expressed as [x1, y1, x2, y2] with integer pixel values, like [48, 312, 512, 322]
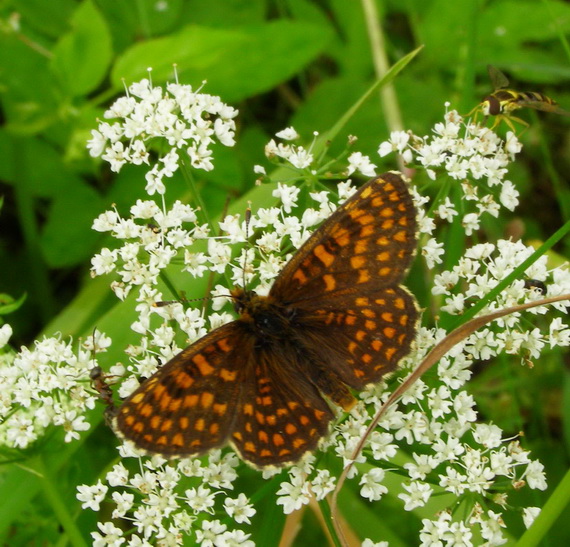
[1, 0, 570, 545]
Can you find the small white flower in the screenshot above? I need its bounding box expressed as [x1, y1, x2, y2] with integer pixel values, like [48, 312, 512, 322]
[347, 151, 377, 176]
[359, 468, 388, 501]
[276, 473, 311, 514]
[77, 480, 108, 511]
[398, 481, 433, 510]
[91, 521, 125, 547]
[223, 493, 256, 524]
[273, 183, 300, 214]
[276, 126, 300, 140]
[522, 507, 541, 528]
[0, 324, 13, 348]
[524, 460, 548, 490]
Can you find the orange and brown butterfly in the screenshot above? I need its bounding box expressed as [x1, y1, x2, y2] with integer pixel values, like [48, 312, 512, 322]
[469, 65, 570, 132]
[113, 172, 419, 467]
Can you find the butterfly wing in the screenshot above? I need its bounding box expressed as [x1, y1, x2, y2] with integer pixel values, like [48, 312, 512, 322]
[230, 341, 335, 467]
[114, 322, 247, 457]
[290, 287, 418, 391]
[270, 172, 417, 306]
[267, 172, 418, 408]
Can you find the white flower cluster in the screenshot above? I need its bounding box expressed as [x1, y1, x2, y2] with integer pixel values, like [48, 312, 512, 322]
[79, 449, 255, 546]
[87, 77, 238, 194]
[91, 199, 206, 301]
[0, 327, 116, 448]
[434, 239, 570, 361]
[269, 316, 549, 545]
[262, 127, 378, 177]
[0, 90, 561, 544]
[74, 119, 565, 545]
[379, 107, 523, 266]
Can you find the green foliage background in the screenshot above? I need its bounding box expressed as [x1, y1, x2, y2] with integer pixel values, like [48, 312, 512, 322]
[0, 0, 570, 545]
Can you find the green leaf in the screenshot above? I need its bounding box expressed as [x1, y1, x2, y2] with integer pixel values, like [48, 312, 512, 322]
[0, 37, 60, 134]
[180, 0, 265, 26]
[51, 0, 113, 97]
[479, 0, 570, 44]
[313, 45, 423, 155]
[112, 21, 333, 101]
[40, 183, 104, 268]
[0, 131, 84, 198]
[12, 0, 75, 38]
[0, 292, 27, 315]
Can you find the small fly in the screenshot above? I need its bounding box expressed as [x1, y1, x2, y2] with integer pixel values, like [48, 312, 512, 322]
[468, 65, 570, 131]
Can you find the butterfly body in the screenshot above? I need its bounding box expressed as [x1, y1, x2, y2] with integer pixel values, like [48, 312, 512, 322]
[115, 173, 418, 467]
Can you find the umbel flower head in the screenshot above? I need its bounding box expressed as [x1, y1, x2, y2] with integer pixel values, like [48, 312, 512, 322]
[87, 72, 238, 194]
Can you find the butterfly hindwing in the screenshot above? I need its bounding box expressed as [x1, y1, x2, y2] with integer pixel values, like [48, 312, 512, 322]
[292, 287, 418, 390]
[230, 344, 335, 467]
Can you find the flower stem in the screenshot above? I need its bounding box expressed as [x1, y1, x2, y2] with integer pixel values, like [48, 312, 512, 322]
[516, 464, 570, 546]
[32, 456, 88, 547]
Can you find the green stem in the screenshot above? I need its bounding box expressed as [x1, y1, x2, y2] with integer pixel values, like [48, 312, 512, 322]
[179, 159, 214, 233]
[33, 456, 88, 547]
[516, 465, 570, 547]
[361, 0, 404, 133]
[319, 498, 344, 547]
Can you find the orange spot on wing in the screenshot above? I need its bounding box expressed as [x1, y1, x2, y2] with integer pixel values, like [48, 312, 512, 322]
[314, 244, 335, 267]
[323, 274, 336, 291]
[192, 354, 214, 376]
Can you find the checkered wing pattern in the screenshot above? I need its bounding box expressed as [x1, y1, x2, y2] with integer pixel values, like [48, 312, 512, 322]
[295, 287, 418, 390]
[115, 323, 245, 457]
[230, 343, 334, 466]
[270, 172, 417, 305]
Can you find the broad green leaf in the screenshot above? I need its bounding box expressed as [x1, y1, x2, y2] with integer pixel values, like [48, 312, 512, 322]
[112, 21, 333, 101]
[417, 0, 477, 67]
[12, 0, 75, 38]
[181, 0, 265, 26]
[0, 131, 83, 197]
[479, 0, 570, 44]
[40, 183, 104, 267]
[0, 37, 60, 134]
[51, 0, 113, 96]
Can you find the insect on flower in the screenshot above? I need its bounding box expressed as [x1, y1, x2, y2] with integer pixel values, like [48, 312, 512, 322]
[90, 366, 118, 425]
[113, 173, 419, 468]
[468, 65, 570, 132]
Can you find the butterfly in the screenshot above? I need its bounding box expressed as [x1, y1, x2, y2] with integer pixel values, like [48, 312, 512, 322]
[114, 172, 418, 467]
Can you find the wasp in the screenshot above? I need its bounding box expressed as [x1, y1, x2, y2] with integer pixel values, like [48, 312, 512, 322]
[469, 65, 570, 132]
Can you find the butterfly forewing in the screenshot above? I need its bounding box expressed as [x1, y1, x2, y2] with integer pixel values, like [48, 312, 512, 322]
[115, 323, 245, 457]
[270, 172, 417, 306]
